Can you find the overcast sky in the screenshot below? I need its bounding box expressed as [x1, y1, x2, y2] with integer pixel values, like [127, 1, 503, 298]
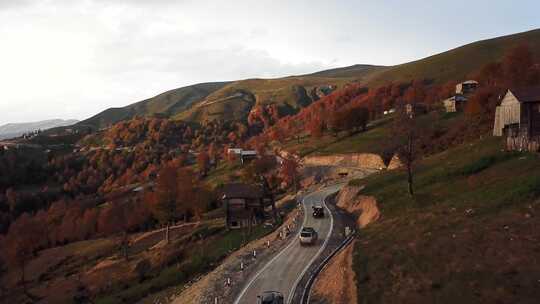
[1, 0, 539, 125]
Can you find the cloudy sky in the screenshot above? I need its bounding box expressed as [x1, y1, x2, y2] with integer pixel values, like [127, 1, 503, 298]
[1, 0, 539, 125]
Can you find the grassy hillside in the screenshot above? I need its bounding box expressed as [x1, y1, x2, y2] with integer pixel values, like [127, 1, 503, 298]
[79, 82, 229, 129]
[175, 76, 363, 122]
[365, 28, 540, 86]
[350, 136, 540, 303]
[306, 64, 387, 78]
[79, 28, 540, 129]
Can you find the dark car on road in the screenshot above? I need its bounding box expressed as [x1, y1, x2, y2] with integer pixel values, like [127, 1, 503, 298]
[312, 206, 324, 218]
[257, 291, 284, 304]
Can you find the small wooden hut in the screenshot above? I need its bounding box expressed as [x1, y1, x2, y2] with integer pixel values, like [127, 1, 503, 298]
[456, 80, 479, 95]
[493, 87, 540, 152]
[220, 182, 276, 231]
[442, 94, 467, 113]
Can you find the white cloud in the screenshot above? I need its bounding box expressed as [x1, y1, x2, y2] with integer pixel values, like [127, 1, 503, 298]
[0, 0, 336, 125]
[0, 0, 539, 125]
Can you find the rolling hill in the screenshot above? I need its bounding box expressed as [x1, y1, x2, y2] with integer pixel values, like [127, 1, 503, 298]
[174, 76, 370, 122]
[80, 28, 540, 129]
[0, 119, 79, 140]
[79, 82, 229, 129]
[363, 28, 540, 86]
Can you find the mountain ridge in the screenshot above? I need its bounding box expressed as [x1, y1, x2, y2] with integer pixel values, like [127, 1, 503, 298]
[79, 28, 540, 129]
[0, 119, 79, 140]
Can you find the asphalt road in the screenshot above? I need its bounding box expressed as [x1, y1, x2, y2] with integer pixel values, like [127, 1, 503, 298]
[234, 184, 342, 304]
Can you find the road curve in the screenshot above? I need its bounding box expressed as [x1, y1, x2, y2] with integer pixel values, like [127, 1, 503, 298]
[234, 184, 342, 304]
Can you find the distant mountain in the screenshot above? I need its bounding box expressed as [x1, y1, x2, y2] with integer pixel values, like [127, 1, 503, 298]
[80, 28, 540, 129]
[78, 67, 386, 129]
[0, 119, 79, 140]
[79, 82, 230, 129]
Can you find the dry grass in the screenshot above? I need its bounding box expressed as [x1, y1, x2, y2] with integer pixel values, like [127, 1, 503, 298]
[351, 136, 540, 303]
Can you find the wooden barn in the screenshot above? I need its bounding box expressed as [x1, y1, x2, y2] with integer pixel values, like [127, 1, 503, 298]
[404, 102, 428, 117]
[442, 94, 467, 113]
[456, 80, 479, 95]
[220, 181, 276, 231]
[493, 87, 540, 152]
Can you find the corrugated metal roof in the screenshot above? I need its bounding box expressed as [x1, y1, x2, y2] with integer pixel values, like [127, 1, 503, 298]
[510, 86, 540, 103]
[220, 183, 263, 199]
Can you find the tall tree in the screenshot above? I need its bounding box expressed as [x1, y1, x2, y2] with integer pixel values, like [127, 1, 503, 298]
[390, 109, 433, 196]
[197, 151, 210, 177]
[147, 165, 178, 243]
[503, 44, 533, 87]
[307, 117, 324, 138]
[176, 168, 196, 222]
[2, 213, 43, 291]
[98, 203, 130, 260]
[280, 156, 300, 192]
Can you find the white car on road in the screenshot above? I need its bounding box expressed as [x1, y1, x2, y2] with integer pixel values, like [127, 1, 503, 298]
[299, 227, 318, 246]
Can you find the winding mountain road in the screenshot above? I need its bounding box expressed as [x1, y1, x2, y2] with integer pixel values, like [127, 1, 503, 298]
[234, 184, 343, 304]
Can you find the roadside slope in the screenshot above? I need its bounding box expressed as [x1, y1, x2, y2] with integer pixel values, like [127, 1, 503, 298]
[350, 136, 540, 303]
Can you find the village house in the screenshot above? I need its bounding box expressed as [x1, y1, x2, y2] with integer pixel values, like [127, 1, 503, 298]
[456, 80, 479, 95]
[442, 94, 468, 113]
[493, 87, 540, 152]
[441, 80, 479, 113]
[227, 148, 243, 155]
[220, 182, 276, 231]
[404, 102, 427, 117]
[240, 150, 257, 164]
[227, 148, 258, 164]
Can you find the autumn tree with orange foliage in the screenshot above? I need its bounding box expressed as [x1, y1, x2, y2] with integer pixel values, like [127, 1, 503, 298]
[328, 106, 369, 136]
[268, 127, 285, 143]
[146, 165, 178, 243]
[307, 117, 324, 138]
[503, 44, 536, 87]
[1, 213, 43, 291]
[98, 202, 132, 260]
[280, 156, 300, 192]
[197, 151, 210, 177]
[176, 168, 197, 221]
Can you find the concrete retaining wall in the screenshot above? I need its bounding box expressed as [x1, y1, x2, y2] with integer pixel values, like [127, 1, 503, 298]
[303, 153, 386, 170]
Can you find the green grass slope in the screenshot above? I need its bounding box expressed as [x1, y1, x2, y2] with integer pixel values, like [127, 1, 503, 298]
[78, 82, 229, 129]
[176, 76, 363, 122]
[351, 136, 540, 303]
[365, 28, 540, 86]
[306, 64, 388, 78]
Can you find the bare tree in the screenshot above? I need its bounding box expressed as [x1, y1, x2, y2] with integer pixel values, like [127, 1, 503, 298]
[390, 101, 432, 196]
